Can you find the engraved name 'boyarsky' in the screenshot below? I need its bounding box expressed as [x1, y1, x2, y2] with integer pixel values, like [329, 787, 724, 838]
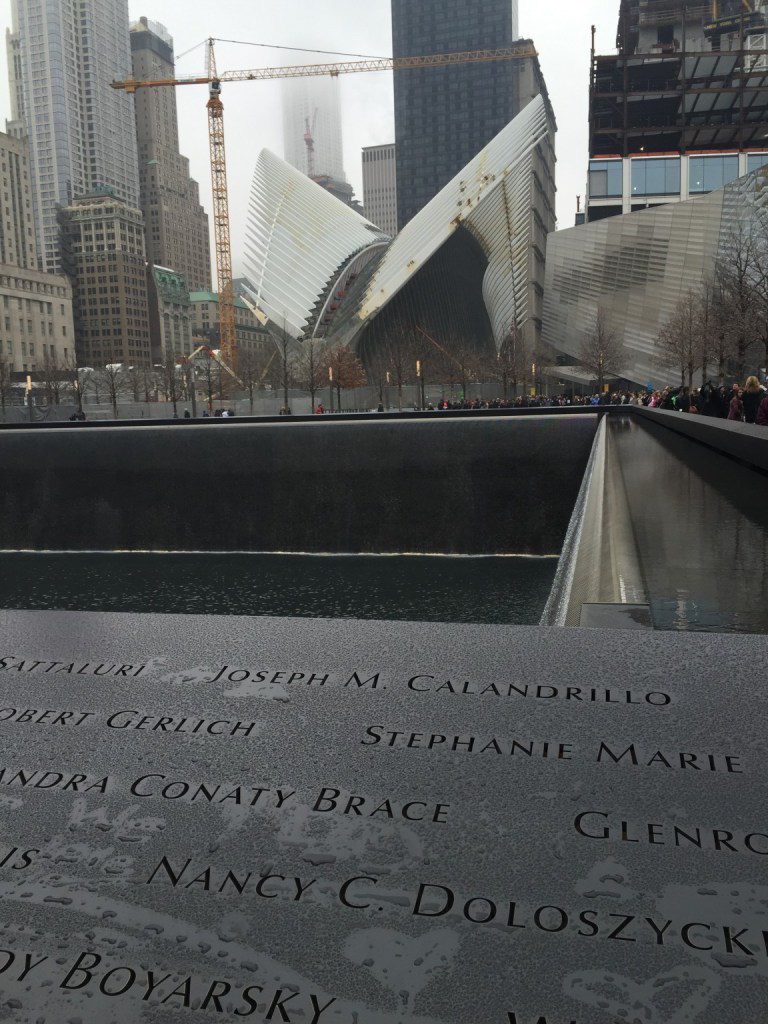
[361, 729, 744, 772]
[0, 657, 148, 678]
[0, 947, 336, 1021]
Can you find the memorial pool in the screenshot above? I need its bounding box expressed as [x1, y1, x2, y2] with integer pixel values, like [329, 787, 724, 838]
[0, 551, 557, 624]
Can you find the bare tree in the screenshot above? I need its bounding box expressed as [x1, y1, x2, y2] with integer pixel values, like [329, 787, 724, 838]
[125, 364, 143, 403]
[39, 351, 68, 407]
[196, 351, 217, 413]
[322, 342, 366, 411]
[716, 222, 761, 379]
[238, 348, 263, 414]
[656, 289, 700, 388]
[494, 323, 530, 399]
[385, 325, 411, 411]
[158, 352, 180, 417]
[63, 353, 87, 415]
[94, 364, 129, 419]
[293, 338, 324, 411]
[580, 308, 625, 392]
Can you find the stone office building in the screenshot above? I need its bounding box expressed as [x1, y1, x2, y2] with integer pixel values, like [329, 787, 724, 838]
[362, 144, 398, 236]
[0, 267, 75, 375]
[0, 130, 74, 375]
[190, 291, 272, 367]
[130, 18, 212, 292]
[147, 264, 192, 362]
[59, 187, 152, 368]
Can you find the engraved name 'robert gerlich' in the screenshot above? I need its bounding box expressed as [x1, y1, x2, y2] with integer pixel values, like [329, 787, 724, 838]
[361, 729, 744, 772]
[0, 948, 337, 1021]
[147, 861, 768, 962]
[0, 707, 259, 737]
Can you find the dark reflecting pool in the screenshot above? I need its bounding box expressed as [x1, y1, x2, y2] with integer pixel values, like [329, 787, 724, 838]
[0, 552, 557, 625]
[610, 416, 768, 634]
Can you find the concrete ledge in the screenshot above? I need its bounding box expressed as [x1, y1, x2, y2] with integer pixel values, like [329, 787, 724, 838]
[0, 405, 605, 431]
[631, 407, 768, 474]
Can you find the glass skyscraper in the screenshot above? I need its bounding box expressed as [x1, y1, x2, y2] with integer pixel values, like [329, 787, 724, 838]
[391, 0, 521, 227]
[7, 0, 139, 273]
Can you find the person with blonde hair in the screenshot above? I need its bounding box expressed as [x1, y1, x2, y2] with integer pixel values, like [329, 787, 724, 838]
[742, 375, 765, 424]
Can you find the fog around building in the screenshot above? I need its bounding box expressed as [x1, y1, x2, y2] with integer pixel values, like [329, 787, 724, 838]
[0, 0, 620, 275]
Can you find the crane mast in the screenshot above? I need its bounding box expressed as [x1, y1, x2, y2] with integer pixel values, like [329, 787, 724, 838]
[205, 39, 237, 372]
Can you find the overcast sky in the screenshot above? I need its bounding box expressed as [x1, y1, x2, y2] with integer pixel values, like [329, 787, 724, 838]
[0, 0, 620, 276]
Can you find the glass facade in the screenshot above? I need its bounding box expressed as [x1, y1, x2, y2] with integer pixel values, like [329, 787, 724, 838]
[9, 0, 139, 274]
[589, 160, 622, 198]
[689, 155, 739, 194]
[545, 165, 768, 388]
[631, 157, 680, 196]
[392, 0, 522, 227]
[747, 153, 768, 173]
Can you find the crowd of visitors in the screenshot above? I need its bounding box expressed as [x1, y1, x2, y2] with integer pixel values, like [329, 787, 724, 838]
[425, 379, 768, 424]
[642, 378, 768, 424]
[57, 378, 768, 425]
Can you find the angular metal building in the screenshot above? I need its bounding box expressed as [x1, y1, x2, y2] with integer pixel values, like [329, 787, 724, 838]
[542, 164, 768, 388]
[242, 94, 554, 370]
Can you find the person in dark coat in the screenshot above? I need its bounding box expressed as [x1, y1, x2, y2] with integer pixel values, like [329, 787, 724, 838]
[757, 393, 768, 426]
[727, 389, 744, 421]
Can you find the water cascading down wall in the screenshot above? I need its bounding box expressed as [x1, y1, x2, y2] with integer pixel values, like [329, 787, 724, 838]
[0, 417, 598, 554]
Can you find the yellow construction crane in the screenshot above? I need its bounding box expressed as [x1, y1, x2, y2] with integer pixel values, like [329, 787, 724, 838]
[112, 41, 538, 369]
[712, 1, 754, 17]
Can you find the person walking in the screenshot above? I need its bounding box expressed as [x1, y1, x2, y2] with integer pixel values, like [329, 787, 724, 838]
[742, 376, 764, 424]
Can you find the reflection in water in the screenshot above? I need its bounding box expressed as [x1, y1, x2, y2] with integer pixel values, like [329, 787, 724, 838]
[610, 416, 768, 633]
[0, 552, 557, 625]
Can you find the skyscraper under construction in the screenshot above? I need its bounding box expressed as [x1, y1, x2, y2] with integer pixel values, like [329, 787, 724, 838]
[588, 0, 768, 222]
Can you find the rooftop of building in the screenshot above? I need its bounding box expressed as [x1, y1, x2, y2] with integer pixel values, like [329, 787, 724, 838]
[130, 17, 173, 47]
[189, 290, 253, 311]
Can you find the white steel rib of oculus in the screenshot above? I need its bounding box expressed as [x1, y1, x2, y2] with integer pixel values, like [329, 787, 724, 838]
[243, 149, 390, 339]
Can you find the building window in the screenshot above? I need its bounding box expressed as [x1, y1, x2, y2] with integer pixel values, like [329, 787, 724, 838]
[689, 155, 739, 194]
[589, 160, 622, 199]
[631, 157, 680, 196]
[747, 153, 768, 173]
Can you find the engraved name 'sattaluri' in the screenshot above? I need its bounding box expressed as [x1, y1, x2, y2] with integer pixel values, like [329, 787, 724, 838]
[0, 610, 764, 1024]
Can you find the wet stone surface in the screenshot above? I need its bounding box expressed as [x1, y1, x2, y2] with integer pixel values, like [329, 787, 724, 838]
[0, 610, 765, 1023]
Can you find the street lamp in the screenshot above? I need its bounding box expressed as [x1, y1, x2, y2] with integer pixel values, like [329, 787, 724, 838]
[329, 365, 334, 413]
[416, 359, 426, 410]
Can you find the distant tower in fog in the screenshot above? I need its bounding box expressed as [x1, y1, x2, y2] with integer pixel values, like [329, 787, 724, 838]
[282, 77, 348, 184]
